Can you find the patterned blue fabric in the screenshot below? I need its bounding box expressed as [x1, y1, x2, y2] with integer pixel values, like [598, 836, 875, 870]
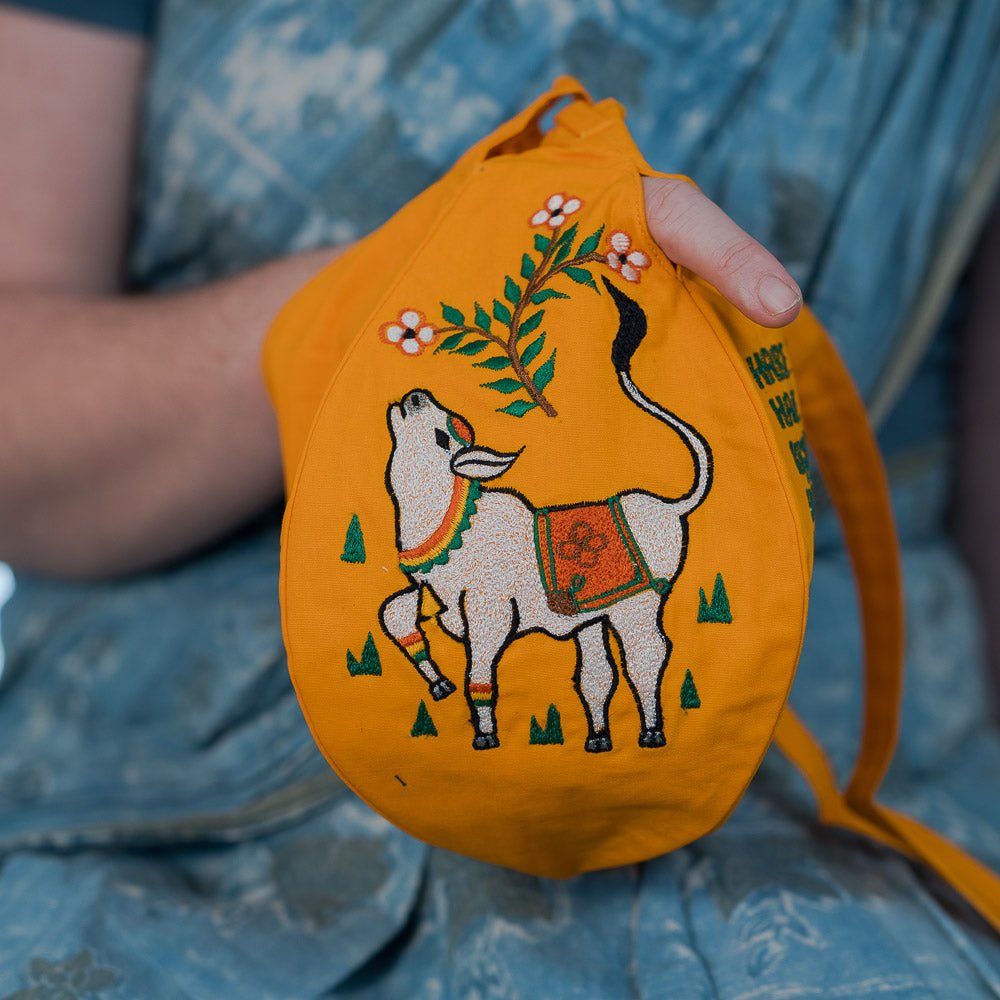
[3, 2, 1000, 997]
[1, 0, 158, 36]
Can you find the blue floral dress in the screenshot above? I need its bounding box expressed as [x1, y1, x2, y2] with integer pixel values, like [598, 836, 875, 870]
[3, 2, 1000, 997]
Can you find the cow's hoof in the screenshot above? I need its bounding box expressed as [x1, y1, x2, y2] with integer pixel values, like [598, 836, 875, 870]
[472, 733, 500, 750]
[430, 678, 456, 701]
[585, 734, 612, 753]
[639, 729, 666, 748]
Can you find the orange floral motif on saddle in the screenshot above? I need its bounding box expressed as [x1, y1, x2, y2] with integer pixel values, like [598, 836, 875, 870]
[533, 496, 671, 615]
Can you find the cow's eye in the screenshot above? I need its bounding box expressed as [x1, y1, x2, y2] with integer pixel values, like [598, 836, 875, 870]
[434, 428, 451, 451]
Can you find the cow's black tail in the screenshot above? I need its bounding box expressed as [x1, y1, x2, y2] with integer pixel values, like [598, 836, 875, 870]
[603, 275, 713, 517]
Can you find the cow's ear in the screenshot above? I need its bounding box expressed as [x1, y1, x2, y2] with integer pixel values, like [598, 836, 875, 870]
[388, 403, 404, 436]
[451, 446, 521, 481]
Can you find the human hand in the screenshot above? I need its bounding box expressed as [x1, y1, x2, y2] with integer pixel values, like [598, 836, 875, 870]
[642, 176, 802, 328]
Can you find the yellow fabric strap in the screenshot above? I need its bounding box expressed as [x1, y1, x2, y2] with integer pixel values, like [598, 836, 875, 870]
[454, 75, 592, 168]
[777, 310, 1000, 932]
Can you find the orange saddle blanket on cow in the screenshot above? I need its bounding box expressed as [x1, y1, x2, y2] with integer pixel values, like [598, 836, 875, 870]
[533, 495, 670, 615]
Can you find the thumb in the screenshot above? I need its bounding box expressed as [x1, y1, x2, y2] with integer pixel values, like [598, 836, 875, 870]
[642, 175, 802, 328]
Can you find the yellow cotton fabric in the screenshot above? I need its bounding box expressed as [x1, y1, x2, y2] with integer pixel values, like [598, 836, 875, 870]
[263, 78, 1000, 932]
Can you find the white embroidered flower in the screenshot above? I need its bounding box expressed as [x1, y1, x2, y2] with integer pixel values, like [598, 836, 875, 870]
[380, 308, 437, 356]
[605, 230, 650, 283]
[529, 192, 584, 228]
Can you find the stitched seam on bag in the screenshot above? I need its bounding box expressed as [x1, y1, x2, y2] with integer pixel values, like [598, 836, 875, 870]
[281, 168, 484, 529]
[678, 274, 811, 840]
[626, 164, 682, 278]
[278, 169, 486, 777]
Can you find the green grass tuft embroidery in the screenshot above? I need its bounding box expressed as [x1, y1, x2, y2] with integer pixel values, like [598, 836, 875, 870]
[347, 632, 382, 676]
[529, 703, 564, 745]
[698, 572, 732, 623]
[433, 205, 609, 419]
[340, 513, 366, 564]
[411, 700, 438, 737]
[680, 669, 701, 709]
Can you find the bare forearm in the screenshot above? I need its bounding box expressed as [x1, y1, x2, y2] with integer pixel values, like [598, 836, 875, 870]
[0, 8, 805, 582]
[0, 247, 339, 578]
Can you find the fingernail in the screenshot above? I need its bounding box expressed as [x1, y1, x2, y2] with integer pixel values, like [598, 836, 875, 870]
[758, 275, 802, 316]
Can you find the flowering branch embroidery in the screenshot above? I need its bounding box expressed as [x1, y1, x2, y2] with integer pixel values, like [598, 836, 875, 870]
[379, 191, 650, 419]
[432, 194, 617, 418]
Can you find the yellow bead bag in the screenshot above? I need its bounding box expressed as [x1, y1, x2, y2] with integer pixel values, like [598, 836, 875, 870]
[263, 77, 1000, 931]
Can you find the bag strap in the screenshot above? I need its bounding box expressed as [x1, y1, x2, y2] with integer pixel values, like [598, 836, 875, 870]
[776, 309, 1000, 932]
[453, 76, 593, 170]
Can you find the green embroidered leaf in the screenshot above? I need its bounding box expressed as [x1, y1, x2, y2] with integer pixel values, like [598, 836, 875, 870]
[534, 233, 551, 253]
[519, 332, 547, 368]
[504, 275, 521, 305]
[455, 339, 491, 356]
[481, 378, 524, 394]
[473, 355, 513, 370]
[492, 298, 512, 326]
[555, 221, 579, 248]
[436, 330, 469, 352]
[440, 302, 465, 326]
[563, 266, 597, 289]
[576, 224, 605, 257]
[530, 288, 570, 305]
[474, 301, 491, 332]
[498, 399, 538, 417]
[520, 253, 536, 280]
[516, 310, 544, 339]
[533, 349, 557, 391]
[552, 238, 574, 266]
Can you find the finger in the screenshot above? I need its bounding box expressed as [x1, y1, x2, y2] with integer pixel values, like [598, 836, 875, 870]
[642, 176, 802, 328]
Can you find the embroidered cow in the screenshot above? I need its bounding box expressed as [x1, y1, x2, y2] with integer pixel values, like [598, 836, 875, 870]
[379, 279, 713, 751]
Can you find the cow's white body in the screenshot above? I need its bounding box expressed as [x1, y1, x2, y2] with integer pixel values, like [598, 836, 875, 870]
[409, 490, 687, 641]
[379, 285, 711, 751]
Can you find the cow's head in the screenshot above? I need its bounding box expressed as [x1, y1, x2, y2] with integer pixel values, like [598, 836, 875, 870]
[386, 389, 521, 511]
